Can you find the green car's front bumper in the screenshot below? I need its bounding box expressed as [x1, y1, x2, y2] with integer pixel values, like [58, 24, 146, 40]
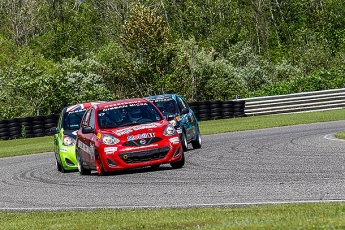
[58, 144, 78, 171]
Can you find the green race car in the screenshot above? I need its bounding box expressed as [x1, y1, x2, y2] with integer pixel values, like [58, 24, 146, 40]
[50, 102, 104, 172]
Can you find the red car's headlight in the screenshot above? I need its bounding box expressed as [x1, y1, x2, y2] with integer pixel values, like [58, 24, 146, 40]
[102, 134, 120, 145]
[164, 124, 176, 136]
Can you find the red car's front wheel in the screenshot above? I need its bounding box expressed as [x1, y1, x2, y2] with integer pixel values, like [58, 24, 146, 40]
[95, 152, 107, 176]
[170, 151, 185, 169]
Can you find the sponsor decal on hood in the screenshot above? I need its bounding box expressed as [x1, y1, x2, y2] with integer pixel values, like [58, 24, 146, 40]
[114, 123, 162, 136]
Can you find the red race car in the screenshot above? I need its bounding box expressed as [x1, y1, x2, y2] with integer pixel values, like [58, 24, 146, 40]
[76, 98, 184, 175]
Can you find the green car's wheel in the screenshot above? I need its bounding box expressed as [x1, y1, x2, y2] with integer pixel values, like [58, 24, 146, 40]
[56, 160, 62, 172]
[56, 156, 66, 173]
[77, 150, 91, 175]
[61, 164, 66, 173]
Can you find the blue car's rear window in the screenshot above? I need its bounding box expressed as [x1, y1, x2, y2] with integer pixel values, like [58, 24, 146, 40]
[151, 99, 177, 115]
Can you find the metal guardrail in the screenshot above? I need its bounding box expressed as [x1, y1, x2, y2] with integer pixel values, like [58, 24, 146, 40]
[244, 88, 345, 116]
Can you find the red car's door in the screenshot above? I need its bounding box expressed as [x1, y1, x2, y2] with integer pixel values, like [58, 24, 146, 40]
[77, 109, 96, 166]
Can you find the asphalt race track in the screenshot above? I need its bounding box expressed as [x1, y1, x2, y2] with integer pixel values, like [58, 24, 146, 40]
[1, 120, 345, 211]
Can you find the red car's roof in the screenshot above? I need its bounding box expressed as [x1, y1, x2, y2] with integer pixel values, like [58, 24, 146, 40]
[96, 98, 149, 110]
[66, 101, 106, 112]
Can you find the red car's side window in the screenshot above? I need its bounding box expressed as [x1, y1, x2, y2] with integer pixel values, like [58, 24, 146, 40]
[89, 109, 95, 128]
[82, 110, 91, 127]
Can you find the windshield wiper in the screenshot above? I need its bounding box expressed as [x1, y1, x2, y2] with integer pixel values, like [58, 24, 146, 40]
[117, 122, 141, 128]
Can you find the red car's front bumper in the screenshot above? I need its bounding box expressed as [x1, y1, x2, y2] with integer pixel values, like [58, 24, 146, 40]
[98, 136, 182, 172]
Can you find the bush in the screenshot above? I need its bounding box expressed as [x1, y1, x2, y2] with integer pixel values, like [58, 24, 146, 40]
[248, 66, 345, 97]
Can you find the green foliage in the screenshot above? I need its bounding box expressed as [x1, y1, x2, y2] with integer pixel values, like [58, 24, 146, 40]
[0, 37, 22, 119]
[1, 0, 345, 119]
[30, 0, 107, 61]
[93, 42, 128, 99]
[0, 36, 18, 68]
[0, 49, 114, 118]
[249, 66, 345, 97]
[272, 59, 303, 82]
[0, 70, 25, 119]
[120, 3, 174, 97]
[5, 49, 56, 116]
[226, 41, 272, 92]
[192, 45, 247, 100]
[44, 57, 115, 114]
[168, 39, 248, 101]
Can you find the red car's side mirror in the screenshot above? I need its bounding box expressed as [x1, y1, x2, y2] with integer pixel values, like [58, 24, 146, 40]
[82, 126, 94, 134]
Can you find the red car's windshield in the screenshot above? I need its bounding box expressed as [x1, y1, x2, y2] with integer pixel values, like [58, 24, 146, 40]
[97, 102, 163, 128]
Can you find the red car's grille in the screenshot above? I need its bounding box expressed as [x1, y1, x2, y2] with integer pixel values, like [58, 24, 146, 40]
[123, 137, 163, 146]
[119, 146, 170, 164]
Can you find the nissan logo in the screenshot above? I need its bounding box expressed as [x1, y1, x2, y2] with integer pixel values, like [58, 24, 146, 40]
[140, 139, 146, 145]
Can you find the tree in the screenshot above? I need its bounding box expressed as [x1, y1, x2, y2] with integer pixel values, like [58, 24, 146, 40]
[43, 56, 115, 114]
[6, 49, 57, 116]
[169, 38, 248, 101]
[120, 3, 173, 97]
[94, 42, 130, 99]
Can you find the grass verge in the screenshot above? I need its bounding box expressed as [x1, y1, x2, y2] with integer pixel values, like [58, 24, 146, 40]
[0, 136, 53, 158]
[199, 108, 345, 134]
[1, 109, 345, 229]
[2, 202, 345, 229]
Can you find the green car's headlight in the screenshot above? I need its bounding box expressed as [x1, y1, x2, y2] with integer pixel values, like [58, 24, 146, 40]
[63, 135, 76, 146]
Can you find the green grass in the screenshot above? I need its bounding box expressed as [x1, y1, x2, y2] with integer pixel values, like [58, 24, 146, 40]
[334, 130, 345, 139]
[1, 202, 345, 229]
[1, 109, 345, 229]
[199, 108, 345, 134]
[0, 136, 53, 158]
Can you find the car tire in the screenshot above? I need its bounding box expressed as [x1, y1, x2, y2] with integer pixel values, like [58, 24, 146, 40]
[95, 152, 107, 176]
[56, 160, 62, 172]
[170, 151, 185, 169]
[55, 155, 66, 173]
[191, 132, 202, 149]
[180, 132, 188, 151]
[60, 162, 66, 173]
[77, 150, 91, 175]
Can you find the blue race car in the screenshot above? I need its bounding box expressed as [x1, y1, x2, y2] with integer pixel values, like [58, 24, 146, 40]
[50, 102, 105, 172]
[145, 94, 202, 151]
